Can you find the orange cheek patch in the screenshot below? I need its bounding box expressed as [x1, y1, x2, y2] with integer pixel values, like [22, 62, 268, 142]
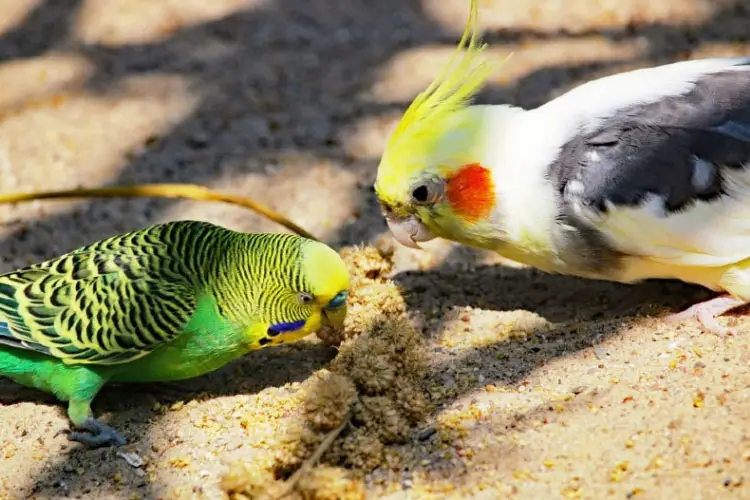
[445, 163, 495, 222]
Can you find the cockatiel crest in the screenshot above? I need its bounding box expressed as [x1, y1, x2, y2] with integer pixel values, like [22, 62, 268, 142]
[375, 0, 750, 337]
[374, 0, 511, 249]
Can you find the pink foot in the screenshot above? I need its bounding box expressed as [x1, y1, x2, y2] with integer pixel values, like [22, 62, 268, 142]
[664, 295, 747, 337]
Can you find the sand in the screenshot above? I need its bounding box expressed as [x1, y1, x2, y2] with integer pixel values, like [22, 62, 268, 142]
[0, 0, 749, 499]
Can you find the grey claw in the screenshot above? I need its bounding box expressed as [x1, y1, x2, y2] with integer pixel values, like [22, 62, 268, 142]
[68, 417, 127, 448]
[53, 428, 71, 439]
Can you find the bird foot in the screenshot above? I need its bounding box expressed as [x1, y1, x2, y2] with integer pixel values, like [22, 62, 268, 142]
[664, 295, 747, 338]
[67, 417, 127, 448]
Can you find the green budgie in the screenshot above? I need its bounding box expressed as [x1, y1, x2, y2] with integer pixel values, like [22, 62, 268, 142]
[0, 220, 350, 447]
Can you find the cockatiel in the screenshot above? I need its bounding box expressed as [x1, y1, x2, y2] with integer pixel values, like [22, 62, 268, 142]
[374, 0, 750, 337]
[0, 220, 349, 447]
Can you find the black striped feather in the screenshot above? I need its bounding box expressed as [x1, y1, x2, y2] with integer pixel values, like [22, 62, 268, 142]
[0, 225, 204, 365]
[0, 220, 313, 365]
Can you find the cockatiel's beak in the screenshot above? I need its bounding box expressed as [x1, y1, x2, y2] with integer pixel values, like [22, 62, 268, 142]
[385, 214, 435, 249]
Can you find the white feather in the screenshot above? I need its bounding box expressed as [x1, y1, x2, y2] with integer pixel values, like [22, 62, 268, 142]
[590, 167, 750, 268]
[690, 156, 715, 191]
[540, 57, 750, 136]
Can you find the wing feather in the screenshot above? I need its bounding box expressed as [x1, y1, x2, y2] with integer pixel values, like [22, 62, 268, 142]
[554, 59, 750, 268]
[0, 235, 198, 366]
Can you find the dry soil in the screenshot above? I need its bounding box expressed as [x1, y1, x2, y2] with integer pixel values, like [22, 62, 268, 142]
[0, 1, 749, 499]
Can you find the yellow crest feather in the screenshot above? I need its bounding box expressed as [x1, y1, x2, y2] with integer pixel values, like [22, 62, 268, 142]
[377, 0, 509, 189]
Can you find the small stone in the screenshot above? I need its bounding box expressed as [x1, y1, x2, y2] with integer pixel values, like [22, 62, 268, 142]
[117, 452, 144, 468]
[417, 427, 437, 441]
[186, 130, 209, 148]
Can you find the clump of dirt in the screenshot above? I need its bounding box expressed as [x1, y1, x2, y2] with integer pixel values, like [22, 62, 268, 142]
[220, 464, 281, 500]
[295, 466, 367, 500]
[220, 245, 429, 500]
[325, 315, 429, 463]
[316, 244, 405, 346]
[218, 371, 365, 500]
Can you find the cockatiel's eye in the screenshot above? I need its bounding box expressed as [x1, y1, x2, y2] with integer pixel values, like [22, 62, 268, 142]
[411, 177, 444, 205]
[412, 185, 429, 203]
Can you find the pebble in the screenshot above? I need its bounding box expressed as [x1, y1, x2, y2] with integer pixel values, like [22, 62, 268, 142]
[117, 451, 144, 468]
[186, 130, 210, 148]
[417, 426, 437, 441]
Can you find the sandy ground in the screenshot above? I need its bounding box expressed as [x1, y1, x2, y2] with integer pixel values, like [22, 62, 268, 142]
[0, 0, 750, 498]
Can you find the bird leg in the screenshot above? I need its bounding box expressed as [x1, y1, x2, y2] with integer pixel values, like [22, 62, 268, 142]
[66, 398, 127, 448]
[664, 294, 748, 337]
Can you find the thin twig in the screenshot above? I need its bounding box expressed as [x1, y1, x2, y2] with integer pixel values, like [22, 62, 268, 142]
[0, 183, 318, 240]
[274, 411, 352, 499]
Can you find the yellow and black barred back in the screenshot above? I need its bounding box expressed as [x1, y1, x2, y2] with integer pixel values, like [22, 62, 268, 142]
[0, 220, 313, 365]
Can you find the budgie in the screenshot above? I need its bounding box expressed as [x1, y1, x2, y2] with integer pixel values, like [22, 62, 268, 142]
[374, 0, 750, 337]
[0, 220, 349, 447]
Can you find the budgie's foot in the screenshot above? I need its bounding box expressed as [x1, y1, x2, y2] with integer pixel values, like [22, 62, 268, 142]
[66, 398, 126, 448]
[664, 295, 747, 337]
[68, 417, 127, 448]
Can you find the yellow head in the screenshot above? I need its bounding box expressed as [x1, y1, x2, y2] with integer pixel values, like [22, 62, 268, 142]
[373, 0, 510, 249]
[243, 237, 350, 348]
[298, 240, 350, 335]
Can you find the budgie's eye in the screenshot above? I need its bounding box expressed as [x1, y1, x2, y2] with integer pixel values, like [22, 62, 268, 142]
[297, 292, 314, 305]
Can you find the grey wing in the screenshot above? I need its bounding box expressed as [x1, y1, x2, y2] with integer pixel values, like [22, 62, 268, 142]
[550, 60, 750, 266]
[555, 62, 750, 213]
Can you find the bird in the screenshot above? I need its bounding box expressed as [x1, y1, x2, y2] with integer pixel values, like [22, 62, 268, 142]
[373, 0, 750, 337]
[0, 220, 349, 447]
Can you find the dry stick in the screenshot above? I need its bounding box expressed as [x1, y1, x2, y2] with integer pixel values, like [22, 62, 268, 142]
[274, 411, 353, 500]
[0, 184, 318, 241]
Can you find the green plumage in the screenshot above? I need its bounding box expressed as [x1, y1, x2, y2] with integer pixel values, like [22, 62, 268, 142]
[0, 220, 350, 447]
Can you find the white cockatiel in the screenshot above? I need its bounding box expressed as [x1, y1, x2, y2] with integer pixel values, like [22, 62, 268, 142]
[373, 0, 750, 336]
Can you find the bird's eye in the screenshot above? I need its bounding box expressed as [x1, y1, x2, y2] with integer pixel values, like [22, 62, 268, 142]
[412, 185, 429, 203]
[297, 292, 314, 305]
[410, 177, 444, 204]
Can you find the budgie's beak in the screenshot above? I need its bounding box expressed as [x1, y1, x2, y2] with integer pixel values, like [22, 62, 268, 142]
[323, 306, 347, 330]
[385, 214, 435, 249]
